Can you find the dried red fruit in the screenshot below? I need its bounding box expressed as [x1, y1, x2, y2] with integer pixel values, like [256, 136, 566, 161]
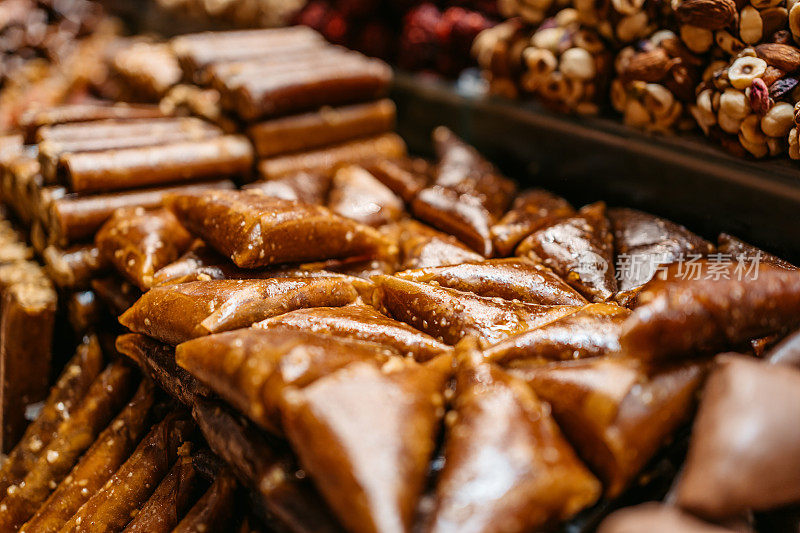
[770, 75, 800, 100]
[749, 78, 771, 115]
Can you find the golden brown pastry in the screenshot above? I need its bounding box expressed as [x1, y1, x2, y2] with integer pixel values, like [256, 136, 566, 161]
[176, 326, 395, 432]
[0, 360, 137, 530]
[412, 128, 516, 256]
[717, 232, 796, 270]
[121, 456, 199, 533]
[257, 305, 450, 361]
[95, 207, 194, 290]
[394, 257, 587, 305]
[373, 275, 579, 345]
[327, 165, 404, 227]
[243, 171, 330, 205]
[191, 398, 342, 533]
[517, 202, 617, 302]
[609, 207, 714, 292]
[166, 189, 387, 268]
[484, 303, 630, 363]
[620, 261, 800, 362]
[281, 355, 452, 533]
[172, 469, 237, 533]
[491, 189, 574, 257]
[394, 219, 484, 270]
[514, 357, 707, 497]
[119, 277, 363, 345]
[364, 158, 429, 203]
[247, 99, 396, 158]
[674, 355, 800, 518]
[427, 347, 600, 533]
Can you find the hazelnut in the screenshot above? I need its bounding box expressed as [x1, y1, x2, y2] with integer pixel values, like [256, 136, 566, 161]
[767, 136, 785, 155]
[690, 104, 716, 134]
[697, 88, 715, 115]
[518, 5, 547, 24]
[498, 0, 517, 18]
[651, 30, 677, 47]
[625, 99, 651, 127]
[575, 29, 606, 54]
[524, 47, 558, 75]
[702, 60, 728, 84]
[788, 127, 800, 158]
[617, 12, 650, 43]
[720, 88, 751, 119]
[611, 0, 646, 16]
[643, 83, 676, 117]
[615, 47, 635, 73]
[728, 56, 768, 89]
[521, 71, 544, 92]
[790, 3, 800, 42]
[681, 25, 714, 54]
[528, 0, 556, 11]
[560, 47, 596, 80]
[715, 30, 745, 56]
[761, 101, 795, 136]
[740, 6, 764, 45]
[740, 113, 767, 144]
[652, 101, 684, 130]
[539, 71, 569, 101]
[532, 27, 566, 53]
[738, 132, 769, 157]
[555, 7, 579, 25]
[718, 108, 743, 133]
[611, 78, 629, 111]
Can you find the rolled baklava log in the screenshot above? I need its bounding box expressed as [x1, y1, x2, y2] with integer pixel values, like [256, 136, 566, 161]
[692, 45, 800, 157]
[611, 30, 705, 131]
[21, 102, 165, 144]
[246, 99, 396, 159]
[170, 27, 393, 123]
[0, 216, 57, 452]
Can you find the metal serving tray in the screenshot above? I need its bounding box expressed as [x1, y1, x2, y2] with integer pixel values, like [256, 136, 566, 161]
[392, 72, 800, 262]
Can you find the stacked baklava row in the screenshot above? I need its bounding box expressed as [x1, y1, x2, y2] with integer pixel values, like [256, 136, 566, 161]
[51, 124, 797, 532]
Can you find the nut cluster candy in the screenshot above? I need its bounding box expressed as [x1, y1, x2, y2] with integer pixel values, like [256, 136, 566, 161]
[477, 9, 614, 112]
[673, 0, 788, 55]
[612, 30, 704, 131]
[575, 0, 665, 45]
[692, 45, 799, 157]
[498, 0, 570, 25]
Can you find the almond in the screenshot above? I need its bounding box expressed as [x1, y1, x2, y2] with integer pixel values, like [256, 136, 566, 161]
[621, 48, 671, 82]
[676, 0, 738, 31]
[755, 43, 800, 73]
